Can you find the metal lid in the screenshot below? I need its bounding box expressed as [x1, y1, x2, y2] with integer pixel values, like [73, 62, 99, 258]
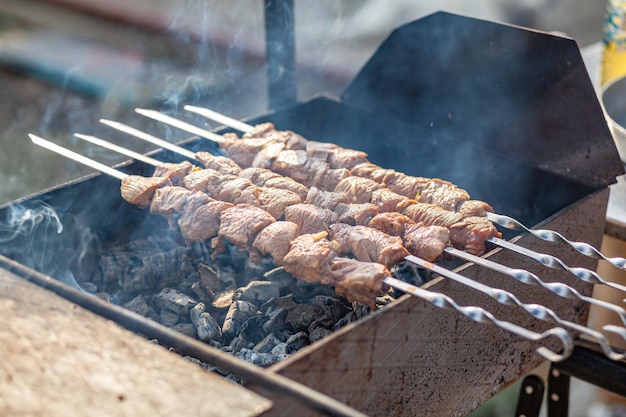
[342, 11, 624, 188]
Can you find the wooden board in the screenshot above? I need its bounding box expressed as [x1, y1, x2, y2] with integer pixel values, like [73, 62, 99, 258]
[261, 188, 610, 417]
[0, 268, 272, 417]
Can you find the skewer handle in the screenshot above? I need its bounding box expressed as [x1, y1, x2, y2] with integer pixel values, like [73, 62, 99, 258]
[29, 134, 128, 181]
[383, 277, 573, 362]
[184, 105, 254, 133]
[487, 212, 626, 270]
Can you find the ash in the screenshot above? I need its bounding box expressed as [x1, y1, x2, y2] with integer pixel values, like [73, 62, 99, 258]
[92, 234, 430, 375]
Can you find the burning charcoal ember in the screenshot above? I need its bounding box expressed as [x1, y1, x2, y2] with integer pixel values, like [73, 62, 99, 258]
[237, 280, 282, 305]
[190, 302, 223, 342]
[235, 348, 285, 368]
[123, 295, 158, 321]
[120, 247, 198, 292]
[222, 300, 260, 339]
[285, 331, 310, 353]
[253, 333, 283, 354]
[308, 321, 332, 343]
[171, 323, 198, 339]
[211, 289, 236, 310]
[198, 263, 228, 293]
[283, 204, 338, 235]
[153, 288, 198, 316]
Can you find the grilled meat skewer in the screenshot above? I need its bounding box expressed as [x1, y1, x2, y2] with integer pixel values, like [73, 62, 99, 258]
[26, 133, 578, 362]
[143, 107, 626, 271]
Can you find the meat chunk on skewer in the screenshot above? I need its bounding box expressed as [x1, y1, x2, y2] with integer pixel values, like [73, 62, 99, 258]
[334, 202, 380, 226]
[120, 175, 172, 208]
[367, 212, 415, 237]
[456, 200, 495, 217]
[284, 203, 338, 234]
[371, 188, 417, 212]
[251, 221, 300, 265]
[403, 223, 450, 262]
[334, 176, 385, 204]
[218, 204, 276, 248]
[325, 257, 389, 310]
[404, 203, 464, 228]
[283, 232, 340, 283]
[195, 152, 242, 176]
[241, 167, 308, 200]
[152, 161, 195, 184]
[329, 223, 409, 268]
[149, 186, 197, 222]
[178, 198, 233, 244]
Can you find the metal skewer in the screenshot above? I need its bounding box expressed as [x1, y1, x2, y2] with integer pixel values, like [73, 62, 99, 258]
[29, 132, 575, 363]
[95, 120, 626, 294]
[180, 105, 626, 272]
[490, 237, 626, 293]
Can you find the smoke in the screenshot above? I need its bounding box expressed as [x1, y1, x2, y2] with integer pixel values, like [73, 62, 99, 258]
[0, 201, 62, 244]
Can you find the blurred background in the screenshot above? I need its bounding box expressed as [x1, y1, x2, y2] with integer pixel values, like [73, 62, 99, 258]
[0, 1, 616, 416]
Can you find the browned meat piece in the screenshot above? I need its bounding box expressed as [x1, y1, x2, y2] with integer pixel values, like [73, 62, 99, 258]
[375, 170, 424, 200]
[367, 212, 415, 236]
[284, 203, 338, 234]
[404, 203, 464, 228]
[120, 175, 172, 208]
[270, 149, 310, 183]
[256, 187, 302, 219]
[334, 176, 386, 204]
[324, 258, 388, 309]
[371, 188, 417, 212]
[149, 186, 197, 222]
[305, 140, 340, 160]
[283, 232, 340, 283]
[152, 161, 195, 185]
[327, 149, 369, 170]
[449, 216, 501, 256]
[211, 177, 256, 202]
[195, 152, 242, 176]
[418, 178, 470, 211]
[349, 162, 380, 178]
[251, 221, 300, 265]
[304, 187, 349, 211]
[181, 168, 229, 192]
[334, 202, 379, 226]
[178, 199, 233, 244]
[220, 135, 277, 167]
[241, 167, 308, 200]
[244, 122, 308, 150]
[218, 204, 276, 248]
[242, 122, 275, 138]
[228, 185, 261, 207]
[314, 167, 350, 191]
[329, 223, 409, 269]
[403, 223, 450, 262]
[456, 200, 495, 217]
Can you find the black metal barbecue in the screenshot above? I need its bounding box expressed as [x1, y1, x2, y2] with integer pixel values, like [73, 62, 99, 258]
[1, 11, 625, 417]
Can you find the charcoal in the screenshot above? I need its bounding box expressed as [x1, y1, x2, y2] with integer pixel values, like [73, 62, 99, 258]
[285, 331, 309, 353]
[121, 247, 198, 292]
[271, 343, 288, 357]
[159, 309, 180, 327]
[254, 333, 282, 354]
[153, 288, 198, 316]
[261, 306, 291, 341]
[212, 289, 235, 310]
[222, 300, 260, 339]
[237, 280, 282, 305]
[239, 315, 270, 345]
[235, 348, 283, 368]
[308, 321, 332, 343]
[171, 323, 198, 339]
[376, 292, 396, 307]
[310, 295, 351, 324]
[190, 280, 214, 301]
[190, 302, 223, 342]
[198, 263, 227, 294]
[123, 294, 158, 321]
